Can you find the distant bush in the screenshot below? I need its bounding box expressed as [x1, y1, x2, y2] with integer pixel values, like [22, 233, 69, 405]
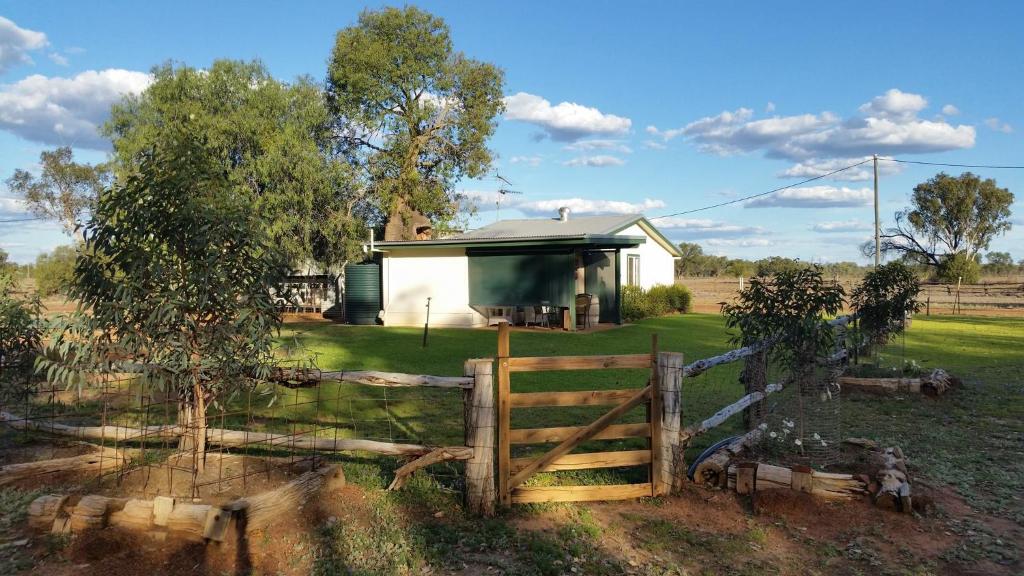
[935, 252, 980, 284]
[33, 245, 77, 297]
[622, 283, 692, 322]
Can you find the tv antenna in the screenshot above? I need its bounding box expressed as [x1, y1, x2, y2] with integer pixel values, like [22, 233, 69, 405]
[493, 173, 523, 221]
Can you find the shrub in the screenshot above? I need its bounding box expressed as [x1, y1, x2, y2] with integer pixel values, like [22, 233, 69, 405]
[0, 271, 41, 372]
[646, 285, 672, 315]
[665, 284, 692, 313]
[850, 262, 921, 344]
[621, 283, 692, 322]
[621, 285, 651, 322]
[33, 245, 77, 297]
[935, 252, 981, 284]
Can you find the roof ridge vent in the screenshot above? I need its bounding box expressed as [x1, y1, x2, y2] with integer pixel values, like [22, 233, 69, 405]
[558, 206, 570, 222]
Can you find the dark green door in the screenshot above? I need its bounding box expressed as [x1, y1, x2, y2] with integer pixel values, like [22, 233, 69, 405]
[584, 251, 618, 323]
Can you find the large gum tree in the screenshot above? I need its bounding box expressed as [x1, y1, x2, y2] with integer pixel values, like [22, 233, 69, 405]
[327, 6, 505, 240]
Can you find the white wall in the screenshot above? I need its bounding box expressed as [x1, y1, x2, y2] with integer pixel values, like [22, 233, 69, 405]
[617, 223, 677, 289]
[380, 248, 488, 328]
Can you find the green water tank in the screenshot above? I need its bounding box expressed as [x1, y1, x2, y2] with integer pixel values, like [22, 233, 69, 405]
[344, 263, 381, 325]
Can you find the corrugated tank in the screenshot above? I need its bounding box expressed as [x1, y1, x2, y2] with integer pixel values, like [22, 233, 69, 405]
[344, 263, 381, 325]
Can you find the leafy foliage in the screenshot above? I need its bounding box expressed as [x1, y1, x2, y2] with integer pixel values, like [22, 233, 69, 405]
[4, 147, 111, 234]
[983, 251, 1017, 276]
[850, 262, 921, 344]
[722, 266, 845, 369]
[622, 284, 691, 321]
[0, 271, 41, 370]
[936, 252, 981, 284]
[38, 129, 288, 412]
[32, 244, 77, 297]
[327, 6, 505, 238]
[103, 59, 366, 269]
[876, 172, 1014, 268]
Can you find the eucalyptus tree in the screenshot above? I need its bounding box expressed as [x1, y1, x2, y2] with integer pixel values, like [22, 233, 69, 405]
[5, 147, 111, 235]
[871, 172, 1014, 277]
[39, 129, 289, 468]
[103, 59, 366, 270]
[328, 6, 505, 239]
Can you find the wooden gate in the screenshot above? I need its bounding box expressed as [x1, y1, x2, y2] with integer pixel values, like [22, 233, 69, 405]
[496, 323, 682, 505]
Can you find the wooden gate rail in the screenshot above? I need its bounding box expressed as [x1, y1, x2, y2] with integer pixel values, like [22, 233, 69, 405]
[496, 323, 684, 506]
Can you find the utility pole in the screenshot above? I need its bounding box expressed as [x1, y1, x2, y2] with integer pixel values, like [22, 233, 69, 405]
[873, 154, 880, 267]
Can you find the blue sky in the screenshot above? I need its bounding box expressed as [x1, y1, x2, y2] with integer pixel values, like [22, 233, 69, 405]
[1, 1, 1022, 264]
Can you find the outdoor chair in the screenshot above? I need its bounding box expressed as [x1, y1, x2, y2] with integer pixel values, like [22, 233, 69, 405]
[533, 305, 556, 328]
[575, 293, 593, 329]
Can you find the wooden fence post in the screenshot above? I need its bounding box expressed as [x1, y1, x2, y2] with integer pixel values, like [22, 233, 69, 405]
[657, 351, 684, 494]
[496, 322, 511, 507]
[464, 358, 496, 516]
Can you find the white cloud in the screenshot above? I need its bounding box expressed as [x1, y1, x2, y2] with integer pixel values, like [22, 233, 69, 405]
[642, 140, 667, 150]
[563, 139, 632, 154]
[0, 196, 29, 215]
[515, 197, 665, 217]
[705, 238, 773, 248]
[0, 16, 47, 74]
[765, 102, 776, 113]
[0, 68, 153, 149]
[778, 156, 902, 182]
[985, 117, 1013, 134]
[562, 155, 625, 168]
[47, 52, 68, 66]
[941, 104, 960, 116]
[745, 186, 872, 208]
[858, 88, 928, 120]
[509, 155, 542, 167]
[811, 219, 872, 233]
[651, 89, 974, 162]
[503, 92, 631, 141]
[656, 217, 767, 237]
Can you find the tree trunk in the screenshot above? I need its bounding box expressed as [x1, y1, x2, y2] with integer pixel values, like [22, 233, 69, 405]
[177, 383, 207, 473]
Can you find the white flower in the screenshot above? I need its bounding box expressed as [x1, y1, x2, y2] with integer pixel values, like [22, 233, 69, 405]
[812, 433, 821, 440]
[758, 423, 768, 431]
[820, 440, 828, 447]
[794, 439, 803, 446]
[769, 431, 777, 439]
[783, 419, 794, 428]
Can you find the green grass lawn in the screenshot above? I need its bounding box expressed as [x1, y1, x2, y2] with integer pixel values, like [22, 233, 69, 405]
[278, 316, 749, 477]
[279, 314, 1024, 518]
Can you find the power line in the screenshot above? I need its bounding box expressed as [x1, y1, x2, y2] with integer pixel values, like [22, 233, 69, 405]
[648, 158, 872, 220]
[0, 216, 45, 223]
[883, 158, 1024, 169]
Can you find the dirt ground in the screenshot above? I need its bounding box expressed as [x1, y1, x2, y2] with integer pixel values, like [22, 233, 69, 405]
[2, 446, 1020, 576]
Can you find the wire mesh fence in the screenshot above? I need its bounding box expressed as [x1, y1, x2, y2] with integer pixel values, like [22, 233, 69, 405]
[0, 367, 470, 500]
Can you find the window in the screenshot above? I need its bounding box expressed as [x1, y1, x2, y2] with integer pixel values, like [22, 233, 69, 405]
[627, 254, 641, 287]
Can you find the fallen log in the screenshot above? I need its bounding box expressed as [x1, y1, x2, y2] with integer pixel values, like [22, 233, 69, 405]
[387, 446, 473, 491]
[838, 376, 922, 393]
[725, 462, 868, 499]
[25, 465, 346, 541]
[0, 447, 131, 486]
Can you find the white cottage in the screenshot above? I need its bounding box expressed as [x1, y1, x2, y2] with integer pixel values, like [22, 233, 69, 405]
[365, 210, 682, 329]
